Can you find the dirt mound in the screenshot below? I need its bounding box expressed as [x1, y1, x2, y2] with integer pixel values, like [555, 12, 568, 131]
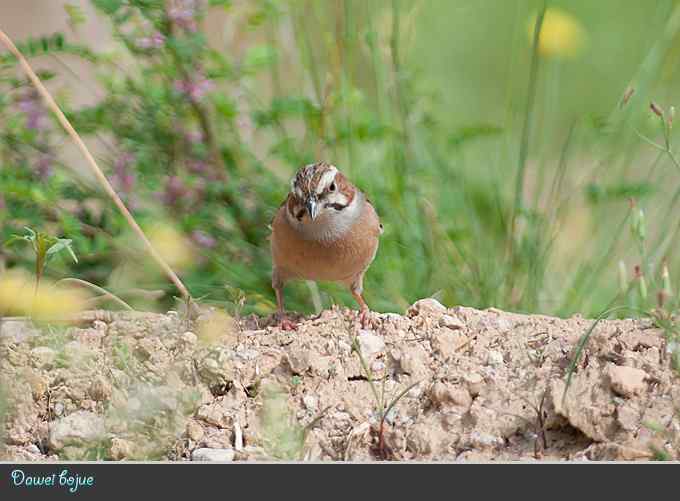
[1, 300, 678, 461]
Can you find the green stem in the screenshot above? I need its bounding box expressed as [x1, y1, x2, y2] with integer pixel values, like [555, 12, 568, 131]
[509, 1, 547, 260]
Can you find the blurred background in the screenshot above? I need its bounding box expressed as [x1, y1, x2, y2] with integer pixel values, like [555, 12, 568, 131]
[1, 0, 680, 318]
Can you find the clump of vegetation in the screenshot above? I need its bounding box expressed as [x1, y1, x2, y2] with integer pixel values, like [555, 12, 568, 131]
[350, 330, 420, 460]
[259, 382, 326, 460]
[5, 227, 77, 294]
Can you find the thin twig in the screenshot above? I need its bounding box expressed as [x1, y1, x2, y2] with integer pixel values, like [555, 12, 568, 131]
[0, 29, 192, 303]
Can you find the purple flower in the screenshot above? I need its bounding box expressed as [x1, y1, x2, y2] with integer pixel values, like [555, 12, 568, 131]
[191, 230, 216, 249]
[168, 0, 199, 31]
[187, 159, 208, 174]
[111, 153, 136, 194]
[174, 77, 215, 102]
[136, 32, 166, 50]
[34, 154, 53, 179]
[161, 175, 190, 208]
[184, 130, 204, 144]
[17, 90, 46, 131]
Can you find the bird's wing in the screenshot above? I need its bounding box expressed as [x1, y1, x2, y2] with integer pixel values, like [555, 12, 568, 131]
[364, 197, 384, 236]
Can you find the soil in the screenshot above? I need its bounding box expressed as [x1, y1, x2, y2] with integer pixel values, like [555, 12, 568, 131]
[1, 298, 678, 462]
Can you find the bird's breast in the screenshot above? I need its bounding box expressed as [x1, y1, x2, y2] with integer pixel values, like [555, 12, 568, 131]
[271, 200, 381, 283]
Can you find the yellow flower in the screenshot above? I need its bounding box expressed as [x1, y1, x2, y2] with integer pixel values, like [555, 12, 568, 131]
[0, 270, 87, 322]
[196, 308, 237, 345]
[146, 223, 194, 270]
[529, 8, 587, 58]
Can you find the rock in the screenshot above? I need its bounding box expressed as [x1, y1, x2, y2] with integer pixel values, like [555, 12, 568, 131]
[233, 422, 244, 451]
[431, 330, 468, 358]
[429, 382, 472, 410]
[285, 349, 310, 375]
[191, 447, 235, 462]
[181, 331, 198, 344]
[406, 424, 434, 455]
[487, 350, 504, 367]
[30, 346, 56, 369]
[608, 365, 647, 398]
[357, 330, 385, 358]
[25, 372, 47, 401]
[439, 314, 465, 330]
[89, 376, 112, 401]
[109, 438, 134, 460]
[186, 420, 205, 442]
[407, 298, 447, 317]
[302, 395, 318, 412]
[197, 347, 234, 388]
[48, 411, 106, 450]
[464, 373, 483, 397]
[495, 317, 512, 332]
[469, 431, 503, 449]
[616, 403, 640, 431]
[390, 346, 431, 379]
[197, 402, 232, 428]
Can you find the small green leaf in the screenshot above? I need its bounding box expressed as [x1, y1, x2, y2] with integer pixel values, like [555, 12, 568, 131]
[4, 235, 29, 247]
[46, 238, 78, 263]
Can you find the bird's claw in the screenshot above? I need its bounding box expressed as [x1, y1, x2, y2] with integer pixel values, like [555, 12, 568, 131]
[358, 308, 379, 330]
[275, 313, 298, 331]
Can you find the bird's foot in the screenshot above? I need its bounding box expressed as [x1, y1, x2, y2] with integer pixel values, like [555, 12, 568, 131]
[275, 312, 298, 331]
[358, 308, 379, 330]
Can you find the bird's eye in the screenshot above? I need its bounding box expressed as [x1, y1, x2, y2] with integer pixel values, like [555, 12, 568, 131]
[329, 182, 336, 192]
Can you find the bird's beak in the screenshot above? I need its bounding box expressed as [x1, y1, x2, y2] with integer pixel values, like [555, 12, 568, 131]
[306, 198, 319, 221]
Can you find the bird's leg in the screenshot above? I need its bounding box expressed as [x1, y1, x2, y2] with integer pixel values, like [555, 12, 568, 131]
[273, 273, 297, 331]
[350, 276, 377, 330]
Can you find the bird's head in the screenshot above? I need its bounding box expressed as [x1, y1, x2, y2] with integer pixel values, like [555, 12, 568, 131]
[286, 162, 357, 226]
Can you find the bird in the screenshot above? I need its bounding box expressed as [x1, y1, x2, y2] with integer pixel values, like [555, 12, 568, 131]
[270, 161, 383, 330]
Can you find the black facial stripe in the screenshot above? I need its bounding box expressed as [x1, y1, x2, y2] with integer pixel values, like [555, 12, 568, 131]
[296, 209, 305, 220]
[325, 202, 348, 211]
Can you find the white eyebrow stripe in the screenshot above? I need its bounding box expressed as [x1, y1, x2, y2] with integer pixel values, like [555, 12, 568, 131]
[316, 166, 337, 194]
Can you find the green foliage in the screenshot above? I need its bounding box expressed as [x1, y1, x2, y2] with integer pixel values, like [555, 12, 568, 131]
[259, 383, 307, 460]
[5, 227, 77, 291]
[2, 0, 680, 321]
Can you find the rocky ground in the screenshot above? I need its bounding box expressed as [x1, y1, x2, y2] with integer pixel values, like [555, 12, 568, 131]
[1, 299, 679, 462]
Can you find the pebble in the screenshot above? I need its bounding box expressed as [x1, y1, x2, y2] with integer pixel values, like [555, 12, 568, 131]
[608, 365, 647, 398]
[487, 350, 504, 367]
[358, 330, 385, 358]
[191, 448, 235, 462]
[439, 314, 465, 330]
[48, 411, 106, 450]
[407, 298, 447, 317]
[186, 420, 205, 442]
[30, 346, 56, 369]
[181, 331, 198, 344]
[464, 373, 484, 396]
[302, 395, 318, 412]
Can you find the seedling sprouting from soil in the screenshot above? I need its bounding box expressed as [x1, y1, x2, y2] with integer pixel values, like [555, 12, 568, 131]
[259, 383, 330, 460]
[5, 227, 77, 295]
[349, 321, 421, 460]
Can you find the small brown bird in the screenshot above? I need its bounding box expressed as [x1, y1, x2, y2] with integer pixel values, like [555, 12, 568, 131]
[270, 162, 383, 330]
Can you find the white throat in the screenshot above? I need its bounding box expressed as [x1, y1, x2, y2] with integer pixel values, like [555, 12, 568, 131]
[287, 191, 364, 242]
